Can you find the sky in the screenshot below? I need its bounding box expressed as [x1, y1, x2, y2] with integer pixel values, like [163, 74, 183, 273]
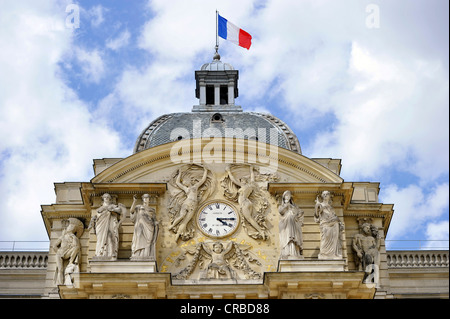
[0, 0, 448, 251]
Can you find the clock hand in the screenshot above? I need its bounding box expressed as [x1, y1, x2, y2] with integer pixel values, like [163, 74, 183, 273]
[216, 218, 228, 226]
[217, 217, 236, 227]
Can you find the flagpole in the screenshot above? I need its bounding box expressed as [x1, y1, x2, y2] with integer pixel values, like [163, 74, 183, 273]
[215, 10, 219, 55]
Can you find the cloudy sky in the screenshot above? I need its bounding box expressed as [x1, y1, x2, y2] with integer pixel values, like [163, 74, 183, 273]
[0, 0, 448, 250]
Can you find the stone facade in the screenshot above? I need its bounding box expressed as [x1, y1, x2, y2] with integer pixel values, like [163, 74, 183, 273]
[0, 250, 447, 298]
[0, 56, 448, 300]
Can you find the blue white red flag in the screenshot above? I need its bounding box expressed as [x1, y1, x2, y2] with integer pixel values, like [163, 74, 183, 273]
[218, 14, 252, 50]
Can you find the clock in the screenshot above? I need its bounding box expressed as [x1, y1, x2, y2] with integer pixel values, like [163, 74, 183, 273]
[197, 202, 239, 238]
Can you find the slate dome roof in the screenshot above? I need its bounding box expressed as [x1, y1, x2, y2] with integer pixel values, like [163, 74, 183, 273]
[133, 111, 302, 154]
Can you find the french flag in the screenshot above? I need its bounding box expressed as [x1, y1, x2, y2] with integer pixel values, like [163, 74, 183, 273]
[218, 14, 252, 50]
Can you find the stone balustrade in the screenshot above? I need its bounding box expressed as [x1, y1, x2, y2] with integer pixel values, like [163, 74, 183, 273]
[387, 250, 449, 268]
[0, 252, 48, 269]
[1, 250, 449, 270]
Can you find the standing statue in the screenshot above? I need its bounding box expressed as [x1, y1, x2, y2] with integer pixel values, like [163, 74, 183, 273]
[222, 164, 270, 240]
[168, 164, 215, 241]
[278, 190, 304, 260]
[52, 218, 84, 285]
[88, 193, 126, 260]
[130, 194, 159, 260]
[314, 190, 344, 259]
[352, 218, 381, 284]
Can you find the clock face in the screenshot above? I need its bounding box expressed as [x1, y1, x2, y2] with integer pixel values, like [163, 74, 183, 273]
[197, 202, 239, 238]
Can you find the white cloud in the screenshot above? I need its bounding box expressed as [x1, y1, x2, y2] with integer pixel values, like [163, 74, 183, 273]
[104, 0, 258, 135]
[0, 0, 125, 241]
[106, 29, 131, 51]
[381, 183, 449, 240]
[138, 0, 256, 61]
[236, 0, 362, 114]
[96, 61, 195, 139]
[220, 0, 449, 187]
[88, 4, 106, 27]
[1, 0, 447, 246]
[74, 47, 105, 83]
[424, 221, 449, 249]
[308, 41, 449, 182]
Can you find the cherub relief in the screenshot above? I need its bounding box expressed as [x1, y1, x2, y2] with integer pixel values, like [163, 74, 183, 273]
[168, 164, 215, 241]
[201, 242, 235, 279]
[222, 164, 276, 240]
[173, 241, 262, 281]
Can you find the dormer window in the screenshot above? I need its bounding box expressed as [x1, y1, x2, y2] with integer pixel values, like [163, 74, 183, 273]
[211, 113, 224, 123]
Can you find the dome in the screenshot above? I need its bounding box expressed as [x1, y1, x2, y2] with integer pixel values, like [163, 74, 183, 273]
[200, 52, 234, 71]
[133, 112, 301, 154]
[134, 55, 301, 155]
[200, 60, 234, 71]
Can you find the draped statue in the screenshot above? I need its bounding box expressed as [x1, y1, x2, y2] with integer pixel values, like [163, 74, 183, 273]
[314, 190, 343, 259]
[130, 194, 159, 260]
[278, 190, 304, 260]
[88, 193, 126, 260]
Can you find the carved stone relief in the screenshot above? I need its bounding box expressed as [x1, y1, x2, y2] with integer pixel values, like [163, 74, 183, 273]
[52, 218, 84, 286]
[172, 241, 262, 280]
[314, 190, 344, 259]
[278, 190, 304, 260]
[352, 217, 381, 284]
[130, 194, 159, 260]
[88, 193, 127, 261]
[168, 164, 215, 242]
[222, 164, 278, 241]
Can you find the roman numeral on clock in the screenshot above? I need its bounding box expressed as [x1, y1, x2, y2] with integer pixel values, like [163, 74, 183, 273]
[198, 202, 237, 238]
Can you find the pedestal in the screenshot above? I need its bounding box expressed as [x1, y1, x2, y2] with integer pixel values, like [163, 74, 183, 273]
[89, 259, 157, 273]
[278, 259, 345, 272]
